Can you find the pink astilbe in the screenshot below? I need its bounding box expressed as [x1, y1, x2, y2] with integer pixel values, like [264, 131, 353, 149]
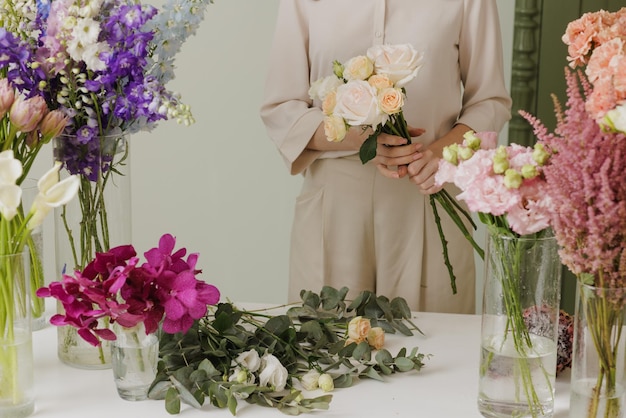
[522, 69, 626, 287]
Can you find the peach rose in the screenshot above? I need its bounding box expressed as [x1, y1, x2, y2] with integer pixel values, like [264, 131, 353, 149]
[323, 114, 347, 143]
[368, 74, 393, 91]
[378, 87, 404, 115]
[342, 55, 374, 81]
[322, 90, 337, 115]
[308, 75, 343, 102]
[347, 316, 371, 343]
[366, 327, 385, 350]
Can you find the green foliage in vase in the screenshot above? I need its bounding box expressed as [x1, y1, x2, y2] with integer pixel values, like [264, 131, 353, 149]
[149, 286, 428, 415]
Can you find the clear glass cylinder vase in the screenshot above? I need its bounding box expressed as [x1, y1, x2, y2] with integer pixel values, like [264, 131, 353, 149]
[0, 251, 34, 418]
[569, 280, 626, 418]
[53, 133, 131, 369]
[477, 230, 562, 418]
[111, 323, 159, 401]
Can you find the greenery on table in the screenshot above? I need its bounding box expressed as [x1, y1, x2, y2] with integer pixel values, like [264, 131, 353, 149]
[149, 286, 429, 415]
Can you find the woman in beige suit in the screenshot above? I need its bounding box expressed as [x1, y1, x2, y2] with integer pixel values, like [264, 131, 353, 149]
[260, 0, 512, 313]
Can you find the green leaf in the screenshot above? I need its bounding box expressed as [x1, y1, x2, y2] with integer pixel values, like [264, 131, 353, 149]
[148, 380, 171, 400]
[165, 387, 181, 414]
[376, 295, 394, 322]
[170, 376, 202, 409]
[363, 366, 385, 381]
[359, 132, 379, 164]
[300, 320, 323, 340]
[320, 286, 342, 310]
[332, 373, 354, 388]
[390, 297, 412, 319]
[351, 341, 371, 361]
[227, 391, 238, 416]
[391, 319, 413, 336]
[375, 349, 393, 365]
[395, 356, 415, 372]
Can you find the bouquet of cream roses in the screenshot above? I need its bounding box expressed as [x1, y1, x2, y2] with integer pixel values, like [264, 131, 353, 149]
[309, 44, 483, 292]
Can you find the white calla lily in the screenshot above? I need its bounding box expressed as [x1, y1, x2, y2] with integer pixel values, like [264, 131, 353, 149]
[0, 150, 23, 187]
[27, 163, 80, 230]
[0, 184, 22, 221]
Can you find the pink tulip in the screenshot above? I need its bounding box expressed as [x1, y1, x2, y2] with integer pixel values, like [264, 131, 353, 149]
[0, 79, 15, 120]
[9, 95, 48, 133]
[39, 110, 69, 142]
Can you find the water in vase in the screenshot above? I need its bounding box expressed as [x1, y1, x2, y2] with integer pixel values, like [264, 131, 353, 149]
[0, 336, 34, 418]
[570, 379, 624, 418]
[478, 333, 557, 418]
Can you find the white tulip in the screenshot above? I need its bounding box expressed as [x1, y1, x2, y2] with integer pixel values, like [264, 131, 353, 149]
[0, 150, 23, 187]
[0, 150, 23, 220]
[27, 162, 80, 229]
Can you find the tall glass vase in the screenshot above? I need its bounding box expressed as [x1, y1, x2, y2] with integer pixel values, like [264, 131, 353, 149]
[53, 133, 131, 369]
[477, 230, 562, 418]
[569, 280, 626, 418]
[0, 251, 34, 418]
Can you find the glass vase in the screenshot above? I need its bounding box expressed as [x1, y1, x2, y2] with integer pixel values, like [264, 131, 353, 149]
[569, 280, 626, 418]
[111, 323, 159, 401]
[20, 179, 46, 332]
[53, 133, 131, 369]
[477, 230, 562, 418]
[0, 252, 34, 418]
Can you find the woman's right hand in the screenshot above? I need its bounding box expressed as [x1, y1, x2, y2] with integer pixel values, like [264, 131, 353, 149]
[374, 127, 425, 178]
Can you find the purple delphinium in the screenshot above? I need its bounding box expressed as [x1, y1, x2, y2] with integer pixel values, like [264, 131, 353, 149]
[521, 69, 626, 288]
[37, 234, 221, 345]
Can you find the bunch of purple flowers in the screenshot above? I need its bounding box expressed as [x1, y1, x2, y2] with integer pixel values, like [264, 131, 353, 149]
[36, 233, 221, 345]
[0, 0, 213, 176]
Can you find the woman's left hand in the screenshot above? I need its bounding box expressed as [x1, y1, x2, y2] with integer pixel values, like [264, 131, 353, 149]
[407, 148, 443, 195]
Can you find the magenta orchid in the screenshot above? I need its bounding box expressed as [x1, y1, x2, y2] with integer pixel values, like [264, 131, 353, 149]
[37, 233, 220, 345]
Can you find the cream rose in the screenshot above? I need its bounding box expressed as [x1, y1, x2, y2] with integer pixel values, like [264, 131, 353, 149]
[323, 114, 347, 142]
[347, 316, 371, 343]
[342, 55, 374, 81]
[322, 90, 337, 115]
[308, 75, 343, 102]
[378, 87, 404, 115]
[368, 74, 393, 91]
[366, 327, 385, 350]
[258, 353, 288, 391]
[333, 80, 387, 127]
[603, 104, 626, 133]
[366, 43, 424, 88]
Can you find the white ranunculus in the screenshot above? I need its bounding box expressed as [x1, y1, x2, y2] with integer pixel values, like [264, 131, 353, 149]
[333, 80, 387, 127]
[308, 75, 343, 102]
[366, 43, 424, 88]
[299, 369, 321, 391]
[258, 354, 288, 391]
[603, 104, 626, 133]
[27, 162, 80, 229]
[318, 373, 335, 392]
[234, 349, 261, 373]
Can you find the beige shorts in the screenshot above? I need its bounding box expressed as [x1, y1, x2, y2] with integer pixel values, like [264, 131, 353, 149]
[288, 155, 476, 314]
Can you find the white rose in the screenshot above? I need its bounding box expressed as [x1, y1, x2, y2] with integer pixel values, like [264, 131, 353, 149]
[323, 114, 347, 143]
[300, 369, 320, 391]
[258, 354, 288, 391]
[334, 80, 387, 127]
[342, 55, 374, 81]
[367, 43, 424, 88]
[308, 75, 343, 101]
[228, 368, 255, 385]
[233, 349, 261, 373]
[602, 104, 626, 133]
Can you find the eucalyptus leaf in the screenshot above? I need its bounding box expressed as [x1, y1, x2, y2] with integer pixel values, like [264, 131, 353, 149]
[351, 341, 371, 361]
[375, 349, 393, 365]
[363, 366, 385, 381]
[332, 373, 354, 388]
[165, 387, 181, 414]
[395, 357, 416, 372]
[170, 376, 203, 409]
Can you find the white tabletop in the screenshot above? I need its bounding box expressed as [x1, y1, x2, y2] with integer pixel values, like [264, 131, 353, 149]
[31, 310, 571, 417]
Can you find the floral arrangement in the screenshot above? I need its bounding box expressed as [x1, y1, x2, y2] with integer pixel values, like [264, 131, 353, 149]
[0, 76, 69, 321]
[36, 233, 221, 344]
[309, 43, 482, 293]
[0, 0, 215, 275]
[560, 7, 626, 133]
[150, 286, 428, 415]
[0, 154, 79, 411]
[521, 8, 626, 417]
[435, 130, 558, 415]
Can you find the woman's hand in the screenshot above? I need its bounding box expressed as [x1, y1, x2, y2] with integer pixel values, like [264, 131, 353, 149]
[374, 127, 425, 178]
[407, 147, 443, 195]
